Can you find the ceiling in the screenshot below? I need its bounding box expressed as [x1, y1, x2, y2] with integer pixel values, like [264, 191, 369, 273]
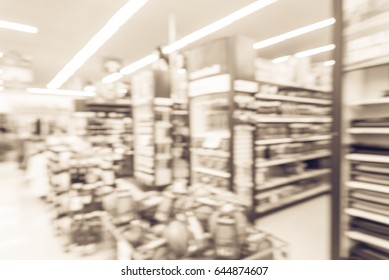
[0, 0, 333, 89]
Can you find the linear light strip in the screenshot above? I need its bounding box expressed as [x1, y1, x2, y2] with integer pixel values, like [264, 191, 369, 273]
[295, 44, 335, 57]
[120, 53, 159, 75]
[102, 53, 159, 83]
[272, 55, 291, 64]
[253, 17, 335, 49]
[0, 20, 38, 33]
[27, 88, 95, 97]
[272, 44, 336, 63]
[103, 0, 277, 83]
[162, 0, 277, 54]
[102, 72, 124, 84]
[323, 59, 335, 66]
[47, 0, 148, 89]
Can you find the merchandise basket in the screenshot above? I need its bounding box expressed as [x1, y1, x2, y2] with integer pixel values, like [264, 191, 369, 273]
[99, 212, 288, 260]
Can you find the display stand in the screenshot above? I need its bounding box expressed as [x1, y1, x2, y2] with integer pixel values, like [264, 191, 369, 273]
[186, 36, 257, 208]
[131, 62, 173, 190]
[170, 57, 190, 185]
[340, 0, 389, 260]
[74, 99, 133, 178]
[252, 81, 332, 217]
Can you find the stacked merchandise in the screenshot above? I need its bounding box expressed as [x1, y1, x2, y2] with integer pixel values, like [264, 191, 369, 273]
[171, 101, 190, 183]
[344, 0, 389, 26]
[254, 57, 332, 90]
[239, 82, 333, 216]
[170, 60, 190, 185]
[342, 0, 389, 259]
[75, 99, 133, 178]
[343, 0, 389, 70]
[100, 183, 287, 260]
[46, 142, 121, 253]
[233, 124, 254, 209]
[190, 94, 231, 190]
[345, 145, 389, 259]
[233, 91, 256, 209]
[186, 37, 258, 210]
[131, 68, 173, 189]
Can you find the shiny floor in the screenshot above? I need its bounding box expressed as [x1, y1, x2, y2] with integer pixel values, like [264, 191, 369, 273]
[0, 161, 70, 259]
[0, 161, 110, 259]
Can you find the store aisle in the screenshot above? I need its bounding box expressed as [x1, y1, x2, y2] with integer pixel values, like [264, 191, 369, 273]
[257, 195, 331, 259]
[0, 161, 71, 259]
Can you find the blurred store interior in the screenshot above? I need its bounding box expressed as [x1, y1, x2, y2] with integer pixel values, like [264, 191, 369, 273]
[0, 0, 388, 260]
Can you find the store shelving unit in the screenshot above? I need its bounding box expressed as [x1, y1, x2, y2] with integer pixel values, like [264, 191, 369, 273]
[185, 36, 334, 221]
[170, 100, 190, 184]
[254, 79, 331, 93]
[339, 0, 389, 260]
[169, 63, 190, 185]
[254, 93, 332, 105]
[186, 36, 257, 208]
[251, 80, 333, 219]
[253, 116, 332, 123]
[255, 135, 332, 145]
[255, 183, 330, 216]
[348, 127, 389, 134]
[351, 97, 389, 106]
[74, 99, 134, 178]
[256, 168, 331, 191]
[131, 64, 173, 190]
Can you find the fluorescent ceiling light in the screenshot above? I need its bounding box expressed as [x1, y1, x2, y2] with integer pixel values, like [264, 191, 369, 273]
[84, 85, 96, 92]
[295, 44, 335, 57]
[162, 0, 277, 54]
[0, 52, 3, 58]
[102, 53, 159, 83]
[323, 60, 335, 66]
[120, 53, 159, 75]
[177, 68, 187, 74]
[0, 20, 38, 33]
[27, 88, 95, 97]
[272, 55, 291, 64]
[253, 18, 335, 49]
[105, 0, 277, 84]
[102, 72, 124, 84]
[0, 80, 3, 85]
[47, 0, 148, 89]
[271, 46, 335, 61]
[0, 86, 4, 91]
